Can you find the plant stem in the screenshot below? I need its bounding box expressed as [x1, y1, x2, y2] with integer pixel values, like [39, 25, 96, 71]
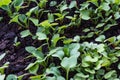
[66, 69, 70, 80]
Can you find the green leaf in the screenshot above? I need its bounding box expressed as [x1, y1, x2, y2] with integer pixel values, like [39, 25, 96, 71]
[0, 74, 5, 80]
[69, 1, 77, 9]
[19, 14, 27, 23]
[85, 68, 95, 74]
[74, 73, 89, 79]
[25, 62, 36, 70]
[104, 70, 116, 79]
[115, 0, 120, 4]
[96, 23, 105, 28]
[83, 55, 98, 62]
[40, 20, 51, 28]
[118, 63, 120, 70]
[101, 58, 111, 67]
[36, 32, 47, 40]
[9, 15, 19, 23]
[114, 12, 120, 19]
[29, 63, 39, 74]
[105, 36, 116, 43]
[73, 36, 80, 42]
[6, 74, 17, 80]
[81, 10, 90, 20]
[60, 4, 68, 12]
[0, 53, 6, 61]
[49, 1, 57, 7]
[94, 60, 103, 70]
[61, 53, 80, 70]
[83, 28, 90, 32]
[25, 46, 36, 54]
[0, 17, 3, 21]
[0, 0, 11, 7]
[63, 39, 73, 44]
[25, 46, 44, 59]
[87, 32, 94, 38]
[13, 0, 23, 6]
[100, 2, 110, 11]
[30, 75, 42, 80]
[97, 44, 105, 53]
[52, 50, 64, 60]
[69, 43, 80, 56]
[95, 35, 105, 42]
[51, 34, 64, 47]
[20, 30, 31, 38]
[29, 18, 39, 26]
[48, 13, 54, 23]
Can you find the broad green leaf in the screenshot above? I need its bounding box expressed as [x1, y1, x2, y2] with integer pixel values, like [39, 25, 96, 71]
[117, 35, 120, 40]
[69, 1, 77, 9]
[30, 75, 43, 80]
[39, 0, 47, 8]
[51, 34, 64, 47]
[20, 30, 31, 38]
[25, 46, 36, 54]
[97, 44, 105, 53]
[25, 62, 37, 70]
[83, 28, 90, 32]
[105, 36, 116, 43]
[104, 70, 116, 79]
[29, 63, 39, 74]
[46, 67, 61, 77]
[87, 32, 94, 38]
[19, 14, 27, 23]
[100, 2, 110, 11]
[6, 74, 17, 80]
[94, 60, 103, 70]
[73, 36, 80, 42]
[49, 1, 57, 7]
[0, 62, 9, 74]
[63, 39, 73, 44]
[83, 55, 98, 62]
[48, 13, 54, 23]
[95, 35, 105, 42]
[0, 53, 6, 61]
[0, 74, 5, 80]
[49, 47, 63, 56]
[74, 73, 89, 79]
[69, 43, 80, 56]
[115, 0, 120, 4]
[101, 58, 111, 67]
[9, 15, 19, 23]
[85, 68, 95, 74]
[36, 32, 47, 40]
[118, 63, 120, 70]
[29, 18, 39, 26]
[26, 46, 44, 59]
[61, 53, 80, 69]
[60, 4, 68, 12]
[40, 20, 51, 28]
[13, 0, 23, 6]
[114, 12, 120, 19]
[80, 10, 90, 20]
[0, 0, 11, 7]
[96, 23, 105, 28]
[26, 6, 38, 17]
[52, 50, 64, 60]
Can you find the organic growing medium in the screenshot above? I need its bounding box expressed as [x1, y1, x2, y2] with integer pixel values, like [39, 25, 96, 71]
[0, 0, 120, 80]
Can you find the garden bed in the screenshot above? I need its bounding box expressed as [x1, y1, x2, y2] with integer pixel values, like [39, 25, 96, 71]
[0, 0, 120, 80]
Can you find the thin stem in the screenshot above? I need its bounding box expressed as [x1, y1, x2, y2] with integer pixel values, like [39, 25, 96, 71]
[66, 69, 70, 80]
